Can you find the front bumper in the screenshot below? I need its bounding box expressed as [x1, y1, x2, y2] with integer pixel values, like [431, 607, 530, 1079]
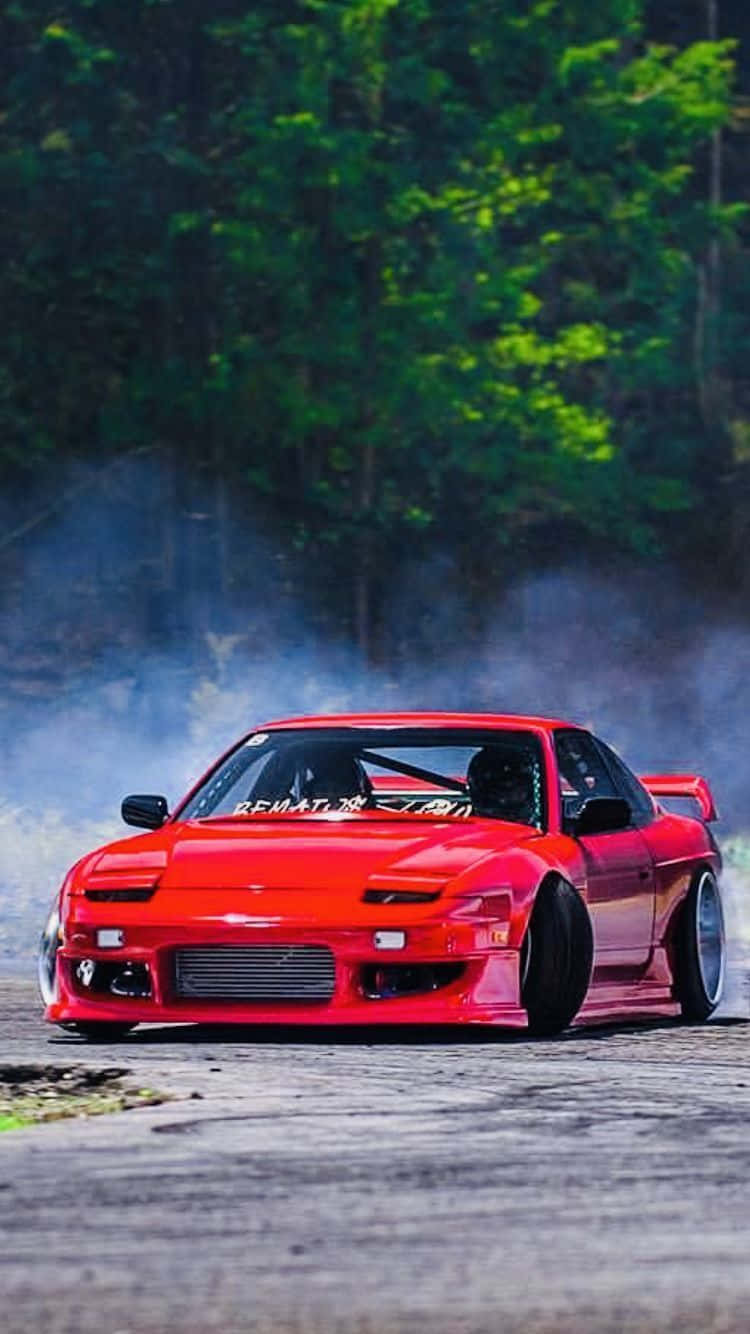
[46, 916, 526, 1028]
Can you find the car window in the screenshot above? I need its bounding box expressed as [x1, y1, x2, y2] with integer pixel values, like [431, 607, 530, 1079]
[554, 730, 617, 821]
[177, 727, 547, 828]
[594, 738, 655, 825]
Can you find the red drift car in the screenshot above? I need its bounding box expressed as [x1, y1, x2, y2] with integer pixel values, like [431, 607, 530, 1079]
[38, 713, 725, 1038]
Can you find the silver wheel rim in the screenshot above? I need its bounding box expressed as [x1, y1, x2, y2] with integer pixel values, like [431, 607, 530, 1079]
[695, 872, 725, 1006]
[37, 904, 61, 1006]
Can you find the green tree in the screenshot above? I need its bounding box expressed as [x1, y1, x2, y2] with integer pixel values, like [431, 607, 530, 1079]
[0, 1, 742, 650]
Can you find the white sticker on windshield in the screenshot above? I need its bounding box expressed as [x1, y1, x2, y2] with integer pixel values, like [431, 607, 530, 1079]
[244, 733, 269, 747]
[230, 795, 471, 818]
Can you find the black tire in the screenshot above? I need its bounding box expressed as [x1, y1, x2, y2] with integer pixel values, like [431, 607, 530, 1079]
[521, 876, 594, 1036]
[59, 1022, 136, 1041]
[673, 869, 726, 1021]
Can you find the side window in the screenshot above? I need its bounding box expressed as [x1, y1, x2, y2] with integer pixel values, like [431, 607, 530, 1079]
[554, 730, 617, 822]
[594, 739, 654, 825]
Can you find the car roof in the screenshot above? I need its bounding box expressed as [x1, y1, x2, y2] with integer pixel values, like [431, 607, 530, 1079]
[256, 711, 580, 733]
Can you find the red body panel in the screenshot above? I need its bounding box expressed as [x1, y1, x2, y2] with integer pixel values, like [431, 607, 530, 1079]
[641, 774, 719, 823]
[578, 827, 654, 971]
[44, 713, 721, 1032]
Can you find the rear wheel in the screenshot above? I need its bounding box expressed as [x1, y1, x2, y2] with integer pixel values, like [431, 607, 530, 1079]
[674, 869, 726, 1021]
[521, 877, 594, 1036]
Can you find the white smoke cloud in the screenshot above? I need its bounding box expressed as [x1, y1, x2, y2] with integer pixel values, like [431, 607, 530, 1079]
[0, 460, 748, 1013]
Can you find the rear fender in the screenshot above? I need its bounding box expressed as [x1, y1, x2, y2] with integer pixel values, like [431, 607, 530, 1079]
[662, 859, 717, 964]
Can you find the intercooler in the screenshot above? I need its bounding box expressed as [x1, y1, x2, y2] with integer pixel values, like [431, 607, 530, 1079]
[173, 945, 336, 1002]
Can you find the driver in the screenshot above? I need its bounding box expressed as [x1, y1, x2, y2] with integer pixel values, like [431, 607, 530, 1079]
[466, 746, 538, 825]
[299, 746, 373, 805]
[248, 744, 372, 807]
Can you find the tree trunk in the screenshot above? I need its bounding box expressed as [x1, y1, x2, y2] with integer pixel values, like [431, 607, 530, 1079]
[704, 0, 723, 427]
[355, 224, 381, 664]
[355, 436, 376, 661]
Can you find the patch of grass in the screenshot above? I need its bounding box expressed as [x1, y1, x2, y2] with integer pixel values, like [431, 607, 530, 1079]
[0, 1113, 29, 1131]
[0, 1064, 170, 1130]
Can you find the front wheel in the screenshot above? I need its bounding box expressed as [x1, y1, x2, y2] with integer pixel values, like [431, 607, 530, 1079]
[38, 902, 62, 1006]
[39, 906, 136, 1039]
[674, 869, 726, 1021]
[521, 877, 594, 1036]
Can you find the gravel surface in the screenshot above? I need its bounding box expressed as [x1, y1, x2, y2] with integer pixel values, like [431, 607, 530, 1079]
[1, 975, 750, 1334]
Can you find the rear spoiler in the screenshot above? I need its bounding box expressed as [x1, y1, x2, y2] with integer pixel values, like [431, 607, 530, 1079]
[640, 774, 718, 823]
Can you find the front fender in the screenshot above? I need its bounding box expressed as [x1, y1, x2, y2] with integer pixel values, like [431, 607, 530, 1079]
[445, 836, 586, 949]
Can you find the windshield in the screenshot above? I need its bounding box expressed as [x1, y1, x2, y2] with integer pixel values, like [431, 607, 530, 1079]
[177, 727, 546, 827]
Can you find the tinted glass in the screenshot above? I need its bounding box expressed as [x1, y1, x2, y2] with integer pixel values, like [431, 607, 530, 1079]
[177, 727, 547, 827]
[594, 738, 654, 824]
[554, 729, 617, 821]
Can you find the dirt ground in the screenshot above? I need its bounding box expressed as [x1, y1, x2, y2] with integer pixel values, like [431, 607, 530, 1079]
[1, 974, 750, 1334]
[0, 1061, 169, 1128]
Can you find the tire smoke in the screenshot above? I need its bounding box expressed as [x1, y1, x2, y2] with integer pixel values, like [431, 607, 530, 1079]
[1, 460, 748, 1001]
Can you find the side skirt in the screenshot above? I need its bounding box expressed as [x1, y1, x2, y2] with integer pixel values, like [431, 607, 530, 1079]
[576, 982, 680, 1026]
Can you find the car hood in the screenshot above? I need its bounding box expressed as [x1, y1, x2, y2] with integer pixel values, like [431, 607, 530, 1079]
[83, 814, 538, 899]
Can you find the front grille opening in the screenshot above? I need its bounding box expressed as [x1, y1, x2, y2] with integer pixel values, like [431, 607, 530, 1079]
[71, 959, 152, 999]
[362, 889, 441, 904]
[173, 945, 336, 1003]
[84, 889, 156, 903]
[361, 962, 465, 1000]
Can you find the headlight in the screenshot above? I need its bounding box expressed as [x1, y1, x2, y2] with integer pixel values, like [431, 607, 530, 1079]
[373, 930, 407, 950]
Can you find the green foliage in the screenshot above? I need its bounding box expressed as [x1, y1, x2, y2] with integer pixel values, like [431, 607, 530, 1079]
[0, 0, 744, 641]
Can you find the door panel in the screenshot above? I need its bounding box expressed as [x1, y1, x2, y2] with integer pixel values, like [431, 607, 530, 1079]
[580, 828, 655, 970]
[554, 730, 656, 973]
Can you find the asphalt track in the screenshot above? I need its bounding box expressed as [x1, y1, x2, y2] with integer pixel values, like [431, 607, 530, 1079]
[2, 975, 750, 1334]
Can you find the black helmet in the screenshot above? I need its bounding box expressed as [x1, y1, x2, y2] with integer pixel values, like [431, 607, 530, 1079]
[298, 746, 372, 804]
[467, 746, 538, 824]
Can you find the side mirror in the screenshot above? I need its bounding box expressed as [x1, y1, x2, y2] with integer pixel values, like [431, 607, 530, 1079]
[121, 794, 169, 830]
[572, 796, 631, 836]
